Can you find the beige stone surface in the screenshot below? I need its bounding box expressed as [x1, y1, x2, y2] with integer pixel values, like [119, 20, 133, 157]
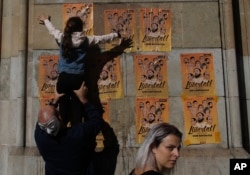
[1, 0, 250, 175]
[34, 2, 221, 50]
[1, 147, 249, 175]
[33, 5, 62, 49]
[182, 3, 221, 47]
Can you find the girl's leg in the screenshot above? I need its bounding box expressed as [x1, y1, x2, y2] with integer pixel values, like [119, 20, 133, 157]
[58, 94, 71, 125]
[70, 93, 84, 125]
[57, 73, 85, 125]
[56, 73, 72, 125]
[70, 74, 85, 125]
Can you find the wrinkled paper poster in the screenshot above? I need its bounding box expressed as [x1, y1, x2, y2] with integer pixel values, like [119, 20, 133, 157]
[183, 96, 220, 145]
[104, 9, 136, 52]
[38, 55, 59, 106]
[136, 97, 168, 143]
[63, 3, 94, 35]
[134, 54, 168, 97]
[98, 57, 124, 101]
[139, 8, 171, 51]
[180, 53, 216, 96]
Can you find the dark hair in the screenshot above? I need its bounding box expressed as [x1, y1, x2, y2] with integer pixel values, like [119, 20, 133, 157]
[62, 16, 83, 59]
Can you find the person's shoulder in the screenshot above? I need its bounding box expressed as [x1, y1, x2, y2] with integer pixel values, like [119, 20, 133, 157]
[129, 169, 135, 175]
[142, 170, 162, 175]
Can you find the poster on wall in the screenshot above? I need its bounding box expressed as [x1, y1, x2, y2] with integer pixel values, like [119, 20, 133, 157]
[139, 8, 171, 51]
[63, 3, 94, 35]
[104, 9, 136, 52]
[96, 100, 111, 150]
[38, 55, 59, 99]
[183, 96, 220, 145]
[180, 53, 216, 96]
[135, 97, 169, 144]
[98, 57, 124, 101]
[39, 98, 55, 108]
[134, 54, 168, 97]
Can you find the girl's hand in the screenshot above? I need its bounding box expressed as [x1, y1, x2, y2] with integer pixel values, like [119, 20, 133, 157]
[38, 14, 51, 25]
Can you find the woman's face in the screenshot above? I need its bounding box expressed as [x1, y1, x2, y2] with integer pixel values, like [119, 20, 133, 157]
[152, 134, 181, 171]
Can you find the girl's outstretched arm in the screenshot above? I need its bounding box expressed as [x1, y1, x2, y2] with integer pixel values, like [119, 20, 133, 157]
[37, 14, 63, 43]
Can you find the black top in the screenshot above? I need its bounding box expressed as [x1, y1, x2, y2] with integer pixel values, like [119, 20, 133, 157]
[142, 170, 163, 175]
[35, 102, 104, 175]
[129, 170, 163, 175]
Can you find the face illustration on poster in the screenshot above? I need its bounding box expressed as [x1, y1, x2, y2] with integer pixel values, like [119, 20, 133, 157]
[186, 98, 216, 128]
[139, 100, 166, 128]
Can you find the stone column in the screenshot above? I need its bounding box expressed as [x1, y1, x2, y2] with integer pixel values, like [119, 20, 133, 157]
[0, 0, 31, 174]
[219, 0, 242, 147]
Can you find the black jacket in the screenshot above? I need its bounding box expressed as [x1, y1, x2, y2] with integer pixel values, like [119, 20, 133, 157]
[35, 102, 104, 175]
[129, 170, 163, 175]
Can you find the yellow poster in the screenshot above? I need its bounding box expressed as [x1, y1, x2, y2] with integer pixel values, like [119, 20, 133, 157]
[38, 55, 59, 99]
[63, 3, 94, 35]
[39, 98, 56, 108]
[183, 96, 220, 145]
[104, 9, 136, 52]
[96, 100, 110, 150]
[180, 53, 216, 96]
[98, 57, 124, 101]
[139, 8, 171, 51]
[135, 97, 168, 144]
[134, 54, 168, 97]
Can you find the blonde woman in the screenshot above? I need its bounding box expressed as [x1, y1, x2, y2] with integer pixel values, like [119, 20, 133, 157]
[129, 123, 182, 175]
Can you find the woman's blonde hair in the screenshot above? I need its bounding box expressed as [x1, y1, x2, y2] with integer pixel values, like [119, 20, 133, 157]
[133, 123, 182, 174]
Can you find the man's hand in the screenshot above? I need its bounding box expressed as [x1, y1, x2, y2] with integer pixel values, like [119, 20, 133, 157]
[73, 82, 88, 104]
[37, 14, 51, 25]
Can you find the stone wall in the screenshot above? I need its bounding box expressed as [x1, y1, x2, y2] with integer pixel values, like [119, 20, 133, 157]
[0, 0, 250, 175]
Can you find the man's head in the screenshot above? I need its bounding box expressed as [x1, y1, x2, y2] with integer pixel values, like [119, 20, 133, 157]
[38, 105, 61, 136]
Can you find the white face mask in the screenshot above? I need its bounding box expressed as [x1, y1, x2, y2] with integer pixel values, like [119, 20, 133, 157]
[38, 117, 61, 136]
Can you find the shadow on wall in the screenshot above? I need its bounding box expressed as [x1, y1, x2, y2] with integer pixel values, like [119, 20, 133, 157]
[84, 39, 133, 175]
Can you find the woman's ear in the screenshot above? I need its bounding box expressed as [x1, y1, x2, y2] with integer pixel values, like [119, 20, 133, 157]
[151, 144, 157, 154]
